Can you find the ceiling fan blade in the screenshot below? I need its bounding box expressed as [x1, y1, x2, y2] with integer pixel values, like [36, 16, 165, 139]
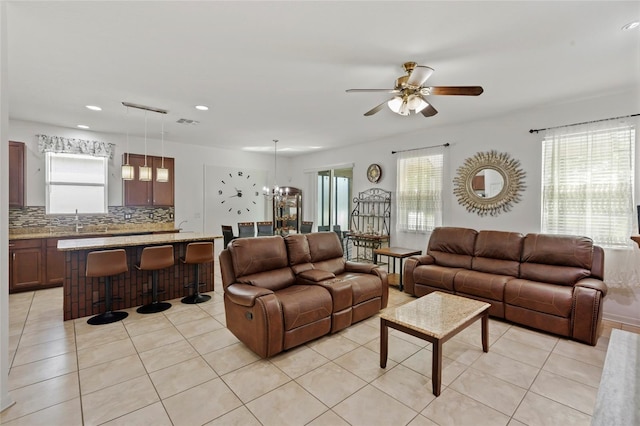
[407, 65, 434, 87]
[346, 89, 400, 93]
[426, 86, 484, 96]
[420, 102, 438, 117]
[364, 101, 389, 116]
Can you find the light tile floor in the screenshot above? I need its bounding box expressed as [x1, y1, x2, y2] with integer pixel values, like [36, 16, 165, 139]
[3, 270, 639, 426]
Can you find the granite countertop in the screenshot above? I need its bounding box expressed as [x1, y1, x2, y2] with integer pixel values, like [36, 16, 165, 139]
[57, 232, 222, 251]
[9, 224, 180, 240]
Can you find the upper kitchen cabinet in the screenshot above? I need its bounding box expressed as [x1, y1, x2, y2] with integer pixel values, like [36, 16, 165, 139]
[9, 141, 25, 207]
[123, 153, 174, 206]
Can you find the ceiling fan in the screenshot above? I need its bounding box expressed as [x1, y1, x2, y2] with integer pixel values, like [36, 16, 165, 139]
[346, 61, 483, 117]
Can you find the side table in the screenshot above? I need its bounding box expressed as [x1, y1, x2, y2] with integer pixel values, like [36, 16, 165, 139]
[373, 247, 421, 291]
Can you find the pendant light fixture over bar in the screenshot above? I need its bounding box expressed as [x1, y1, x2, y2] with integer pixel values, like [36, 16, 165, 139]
[121, 101, 169, 182]
[139, 111, 152, 182]
[156, 114, 169, 182]
[121, 106, 134, 180]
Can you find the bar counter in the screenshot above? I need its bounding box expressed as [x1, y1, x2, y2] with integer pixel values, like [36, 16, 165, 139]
[58, 233, 222, 320]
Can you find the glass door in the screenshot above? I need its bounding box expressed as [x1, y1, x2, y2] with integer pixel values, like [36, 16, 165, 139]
[317, 168, 352, 232]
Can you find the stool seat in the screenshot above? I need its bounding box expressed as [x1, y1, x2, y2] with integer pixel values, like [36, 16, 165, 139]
[136, 245, 174, 314]
[181, 242, 214, 304]
[86, 249, 129, 325]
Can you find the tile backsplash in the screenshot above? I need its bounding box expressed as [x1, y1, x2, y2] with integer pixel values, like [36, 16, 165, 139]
[9, 206, 174, 233]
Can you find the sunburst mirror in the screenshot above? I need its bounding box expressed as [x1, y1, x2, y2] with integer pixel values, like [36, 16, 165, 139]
[453, 150, 526, 216]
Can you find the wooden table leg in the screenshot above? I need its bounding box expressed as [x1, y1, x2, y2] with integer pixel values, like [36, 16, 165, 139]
[380, 319, 388, 368]
[432, 339, 442, 396]
[481, 311, 489, 352]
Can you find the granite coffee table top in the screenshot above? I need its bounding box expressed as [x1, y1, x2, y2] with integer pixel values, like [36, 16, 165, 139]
[380, 291, 490, 339]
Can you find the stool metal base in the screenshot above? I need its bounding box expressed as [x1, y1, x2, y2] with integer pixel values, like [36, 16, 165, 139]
[181, 294, 211, 304]
[137, 301, 172, 314]
[87, 311, 128, 325]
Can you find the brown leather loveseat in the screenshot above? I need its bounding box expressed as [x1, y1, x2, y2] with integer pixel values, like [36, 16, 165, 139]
[219, 231, 388, 357]
[404, 227, 607, 345]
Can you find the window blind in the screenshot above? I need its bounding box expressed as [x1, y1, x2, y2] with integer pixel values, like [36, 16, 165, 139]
[541, 123, 635, 248]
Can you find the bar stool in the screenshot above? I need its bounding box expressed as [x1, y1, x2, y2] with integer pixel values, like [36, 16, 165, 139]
[136, 245, 174, 314]
[86, 249, 129, 325]
[181, 242, 214, 304]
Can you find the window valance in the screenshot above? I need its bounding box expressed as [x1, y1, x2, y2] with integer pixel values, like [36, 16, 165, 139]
[37, 134, 115, 159]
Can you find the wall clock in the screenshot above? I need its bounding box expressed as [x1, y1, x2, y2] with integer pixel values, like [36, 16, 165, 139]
[218, 170, 261, 215]
[367, 163, 382, 183]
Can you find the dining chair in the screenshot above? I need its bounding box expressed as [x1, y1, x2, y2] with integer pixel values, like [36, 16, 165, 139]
[257, 221, 274, 236]
[317, 225, 330, 232]
[300, 221, 313, 234]
[238, 222, 255, 238]
[221, 225, 237, 247]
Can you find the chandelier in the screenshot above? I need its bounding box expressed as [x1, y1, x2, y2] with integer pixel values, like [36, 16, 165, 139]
[263, 139, 289, 199]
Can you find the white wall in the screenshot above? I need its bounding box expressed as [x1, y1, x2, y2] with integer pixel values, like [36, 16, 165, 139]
[289, 88, 640, 325]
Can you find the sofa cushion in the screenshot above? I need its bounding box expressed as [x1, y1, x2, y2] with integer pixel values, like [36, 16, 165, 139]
[285, 234, 311, 266]
[337, 272, 382, 305]
[313, 258, 346, 276]
[413, 264, 460, 292]
[276, 285, 332, 330]
[504, 279, 573, 317]
[427, 227, 477, 268]
[229, 236, 289, 277]
[307, 232, 344, 262]
[520, 234, 593, 286]
[454, 270, 513, 302]
[237, 267, 296, 292]
[472, 230, 523, 276]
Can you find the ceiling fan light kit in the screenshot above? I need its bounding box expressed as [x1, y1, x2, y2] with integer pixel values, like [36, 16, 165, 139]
[347, 61, 483, 118]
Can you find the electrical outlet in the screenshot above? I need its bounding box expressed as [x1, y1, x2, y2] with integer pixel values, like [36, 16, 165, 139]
[124, 213, 132, 220]
[148, 213, 154, 219]
[169, 213, 174, 219]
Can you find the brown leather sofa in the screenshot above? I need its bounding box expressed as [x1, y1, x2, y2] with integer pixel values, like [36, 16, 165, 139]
[219, 231, 388, 357]
[404, 227, 607, 345]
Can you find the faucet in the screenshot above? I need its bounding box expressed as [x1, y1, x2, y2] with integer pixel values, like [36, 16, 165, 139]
[74, 209, 83, 233]
[177, 220, 188, 231]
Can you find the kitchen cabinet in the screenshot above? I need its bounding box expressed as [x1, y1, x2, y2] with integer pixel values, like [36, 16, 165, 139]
[123, 153, 174, 206]
[9, 141, 25, 207]
[45, 238, 66, 285]
[10, 239, 44, 292]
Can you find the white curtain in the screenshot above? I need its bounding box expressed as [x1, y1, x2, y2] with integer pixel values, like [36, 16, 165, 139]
[541, 120, 639, 288]
[395, 146, 445, 233]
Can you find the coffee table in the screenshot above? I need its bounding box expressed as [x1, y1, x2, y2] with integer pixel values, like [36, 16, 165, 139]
[380, 291, 490, 396]
[373, 247, 422, 291]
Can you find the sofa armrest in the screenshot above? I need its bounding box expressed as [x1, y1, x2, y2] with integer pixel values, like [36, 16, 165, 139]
[345, 261, 378, 273]
[575, 278, 608, 298]
[225, 283, 274, 307]
[412, 254, 435, 265]
[403, 255, 434, 295]
[298, 269, 336, 282]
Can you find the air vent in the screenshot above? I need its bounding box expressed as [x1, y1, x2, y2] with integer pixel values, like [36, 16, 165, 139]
[176, 118, 200, 125]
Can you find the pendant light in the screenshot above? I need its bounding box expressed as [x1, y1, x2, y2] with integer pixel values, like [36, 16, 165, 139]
[121, 106, 135, 180]
[263, 139, 281, 199]
[156, 113, 169, 182]
[138, 110, 152, 181]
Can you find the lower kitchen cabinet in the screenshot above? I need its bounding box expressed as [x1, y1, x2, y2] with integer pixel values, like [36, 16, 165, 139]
[9, 239, 45, 293]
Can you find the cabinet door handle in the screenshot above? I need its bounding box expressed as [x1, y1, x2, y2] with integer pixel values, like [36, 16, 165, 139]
[13, 253, 16, 261]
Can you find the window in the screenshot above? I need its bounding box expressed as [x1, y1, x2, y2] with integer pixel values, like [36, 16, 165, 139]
[541, 123, 635, 248]
[46, 152, 108, 214]
[396, 149, 444, 232]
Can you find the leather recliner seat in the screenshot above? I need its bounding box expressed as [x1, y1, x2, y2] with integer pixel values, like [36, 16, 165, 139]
[404, 227, 607, 345]
[219, 232, 388, 357]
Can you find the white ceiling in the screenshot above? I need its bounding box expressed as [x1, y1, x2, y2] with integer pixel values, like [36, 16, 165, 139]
[6, 1, 640, 156]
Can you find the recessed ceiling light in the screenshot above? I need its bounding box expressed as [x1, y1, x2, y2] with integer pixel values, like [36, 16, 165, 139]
[77, 124, 90, 129]
[85, 105, 102, 111]
[195, 105, 209, 111]
[622, 21, 640, 31]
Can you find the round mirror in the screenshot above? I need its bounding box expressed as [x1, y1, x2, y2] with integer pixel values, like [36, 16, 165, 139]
[471, 168, 504, 198]
[453, 150, 526, 216]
